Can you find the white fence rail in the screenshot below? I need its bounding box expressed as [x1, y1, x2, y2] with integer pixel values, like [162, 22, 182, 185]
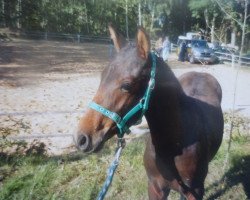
[9, 31, 111, 43]
[214, 51, 250, 66]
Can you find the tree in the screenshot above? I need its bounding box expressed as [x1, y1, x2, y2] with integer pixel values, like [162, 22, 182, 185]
[212, 0, 250, 171]
[214, 0, 250, 58]
[146, 0, 192, 41]
[189, 0, 224, 42]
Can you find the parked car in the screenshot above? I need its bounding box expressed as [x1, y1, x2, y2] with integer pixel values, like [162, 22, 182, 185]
[177, 35, 218, 64]
[188, 40, 218, 64]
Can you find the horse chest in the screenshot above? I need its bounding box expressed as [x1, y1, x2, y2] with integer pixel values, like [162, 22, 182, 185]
[144, 138, 200, 190]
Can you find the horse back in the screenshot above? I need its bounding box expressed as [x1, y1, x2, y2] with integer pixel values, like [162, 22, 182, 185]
[178, 71, 222, 108]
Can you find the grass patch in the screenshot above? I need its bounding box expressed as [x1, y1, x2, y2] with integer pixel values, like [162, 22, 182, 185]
[0, 137, 147, 200]
[1, 135, 250, 200]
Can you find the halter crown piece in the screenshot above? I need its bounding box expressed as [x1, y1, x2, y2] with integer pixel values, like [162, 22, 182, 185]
[89, 52, 156, 140]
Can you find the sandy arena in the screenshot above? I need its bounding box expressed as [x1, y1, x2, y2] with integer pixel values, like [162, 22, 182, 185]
[1, 39, 250, 154]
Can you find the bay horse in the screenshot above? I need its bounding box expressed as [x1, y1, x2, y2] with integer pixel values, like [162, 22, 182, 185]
[74, 26, 224, 200]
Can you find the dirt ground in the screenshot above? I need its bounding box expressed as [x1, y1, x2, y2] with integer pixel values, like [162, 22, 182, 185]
[1, 39, 250, 155]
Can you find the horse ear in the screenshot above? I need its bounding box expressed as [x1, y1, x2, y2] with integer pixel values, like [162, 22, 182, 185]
[108, 23, 127, 52]
[136, 27, 151, 59]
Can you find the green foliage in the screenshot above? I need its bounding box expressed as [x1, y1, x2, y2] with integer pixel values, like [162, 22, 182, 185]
[0, 0, 192, 40]
[189, 0, 222, 29]
[189, 0, 209, 18]
[0, 0, 249, 45]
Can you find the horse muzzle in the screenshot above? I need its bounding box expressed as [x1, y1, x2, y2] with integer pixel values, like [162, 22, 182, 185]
[74, 126, 116, 153]
[75, 134, 91, 152]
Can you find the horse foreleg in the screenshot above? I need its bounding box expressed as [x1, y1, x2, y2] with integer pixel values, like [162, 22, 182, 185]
[148, 180, 170, 200]
[181, 184, 204, 200]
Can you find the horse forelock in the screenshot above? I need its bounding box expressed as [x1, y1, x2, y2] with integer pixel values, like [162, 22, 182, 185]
[101, 44, 148, 86]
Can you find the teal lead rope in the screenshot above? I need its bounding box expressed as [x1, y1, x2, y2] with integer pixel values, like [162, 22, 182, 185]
[97, 139, 125, 200]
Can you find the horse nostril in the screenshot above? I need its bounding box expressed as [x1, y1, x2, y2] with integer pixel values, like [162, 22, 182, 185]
[77, 134, 90, 152]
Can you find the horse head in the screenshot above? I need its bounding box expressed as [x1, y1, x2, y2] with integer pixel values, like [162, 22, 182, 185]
[74, 25, 153, 152]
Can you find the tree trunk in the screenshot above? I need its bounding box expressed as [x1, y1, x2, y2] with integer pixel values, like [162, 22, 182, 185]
[211, 13, 216, 43]
[125, 0, 129, 39]
[150, 2, 155, 33]
[231, 29, 236, 47]
[1, 0, 5, 27]
[204, 9, 209, 38]
[84, 2, 89, 34]
[239, 0, 248, 65]
[229, 19, 237, 46]
[138, 1, 142, 26]
[16, 0, 21, 29]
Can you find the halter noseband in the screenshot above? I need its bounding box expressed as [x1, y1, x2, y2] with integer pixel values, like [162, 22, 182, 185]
[89, 52, 156, 139]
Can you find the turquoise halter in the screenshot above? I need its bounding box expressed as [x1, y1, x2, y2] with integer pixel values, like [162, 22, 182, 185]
[89, 52, 156, 139]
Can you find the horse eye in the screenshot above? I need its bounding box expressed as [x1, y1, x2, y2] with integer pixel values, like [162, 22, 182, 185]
[121, 83, 131, 92]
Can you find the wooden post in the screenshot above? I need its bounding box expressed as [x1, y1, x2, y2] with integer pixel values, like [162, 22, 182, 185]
[77, 34, 80, 43]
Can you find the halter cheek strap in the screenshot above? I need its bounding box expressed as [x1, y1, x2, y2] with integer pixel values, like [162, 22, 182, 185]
[88, 52, 156, 139]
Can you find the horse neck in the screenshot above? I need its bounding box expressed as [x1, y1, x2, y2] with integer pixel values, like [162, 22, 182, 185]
[145, 58, 184, 154]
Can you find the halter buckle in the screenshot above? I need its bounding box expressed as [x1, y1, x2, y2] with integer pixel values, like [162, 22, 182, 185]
[139, 98, 145, 105]
[149, 79, 155, 90]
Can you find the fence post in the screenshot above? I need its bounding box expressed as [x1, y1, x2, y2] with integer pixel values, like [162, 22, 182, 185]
[45, 32, 48, 40]
[77, 34, 80, 43]
[231, 54, 235, 68]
